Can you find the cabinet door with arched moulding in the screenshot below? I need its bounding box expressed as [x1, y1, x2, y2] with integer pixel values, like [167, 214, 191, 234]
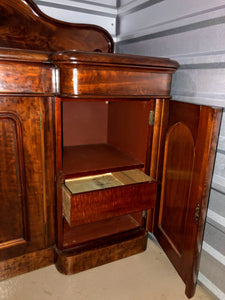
[0, 96, 55, 280]
[148, 99, 222, 298]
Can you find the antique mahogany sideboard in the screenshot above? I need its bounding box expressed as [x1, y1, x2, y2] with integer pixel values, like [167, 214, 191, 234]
[0, 0, 222, 298]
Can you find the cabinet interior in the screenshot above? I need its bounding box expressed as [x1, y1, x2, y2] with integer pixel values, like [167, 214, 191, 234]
[63, 213, 144, 249]
[62, 100, 152, 178]
[60, 99, 153, 249]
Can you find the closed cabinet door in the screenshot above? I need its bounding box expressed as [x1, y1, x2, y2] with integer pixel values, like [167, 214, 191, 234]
[0, 97, 47, 263]
[149, 99, 221, 298]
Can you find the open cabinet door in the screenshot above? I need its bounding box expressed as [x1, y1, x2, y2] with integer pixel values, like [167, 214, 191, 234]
[148, 99, 221, 298]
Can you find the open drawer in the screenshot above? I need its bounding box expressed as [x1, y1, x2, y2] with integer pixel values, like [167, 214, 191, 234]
[62, 169, 157, 227]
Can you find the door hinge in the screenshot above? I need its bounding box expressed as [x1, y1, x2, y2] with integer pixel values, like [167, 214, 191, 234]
[142, 210, 147, 218]
[149, 110, 155, 126]
[195, 202, 200, 224]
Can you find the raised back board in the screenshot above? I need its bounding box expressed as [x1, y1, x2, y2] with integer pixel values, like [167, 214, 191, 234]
[0, 0, 114, 53]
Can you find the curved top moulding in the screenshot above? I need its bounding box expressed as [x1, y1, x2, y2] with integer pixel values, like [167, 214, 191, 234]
[0, 0, 114, 53]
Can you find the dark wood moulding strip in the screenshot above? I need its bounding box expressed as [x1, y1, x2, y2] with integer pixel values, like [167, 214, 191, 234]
[51, 51, 179, 69]
[58, 95, 172, 100]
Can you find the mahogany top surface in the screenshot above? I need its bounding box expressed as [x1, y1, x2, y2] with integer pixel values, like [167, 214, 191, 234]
[0, 0, 113, 53]
[51, 51, 179, 70]
[0, 47, 179, 70]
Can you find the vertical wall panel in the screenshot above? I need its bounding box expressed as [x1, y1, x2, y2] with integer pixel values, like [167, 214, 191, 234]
[33, 0, 117, 36]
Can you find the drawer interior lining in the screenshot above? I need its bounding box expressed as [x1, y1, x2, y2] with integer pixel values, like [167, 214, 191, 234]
[65, 169, 153, 194]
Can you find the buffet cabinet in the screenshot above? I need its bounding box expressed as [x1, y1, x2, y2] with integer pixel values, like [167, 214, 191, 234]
[0, 0, 222, 298]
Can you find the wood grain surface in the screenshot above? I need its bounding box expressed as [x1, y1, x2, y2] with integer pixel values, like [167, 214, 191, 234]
[0, 0, 113, 53]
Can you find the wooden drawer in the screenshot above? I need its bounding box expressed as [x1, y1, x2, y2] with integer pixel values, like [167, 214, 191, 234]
[62, 169, 157, 227]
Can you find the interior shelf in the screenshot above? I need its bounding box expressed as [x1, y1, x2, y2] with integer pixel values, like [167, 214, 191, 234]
[62, 143, 144, 178]
[63, 214, 142, 249]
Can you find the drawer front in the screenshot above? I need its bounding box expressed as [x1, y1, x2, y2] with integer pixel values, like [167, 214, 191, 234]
[62, 170, 157, 227]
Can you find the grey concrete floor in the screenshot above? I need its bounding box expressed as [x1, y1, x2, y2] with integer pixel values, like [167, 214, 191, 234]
[0, 239, 212, 300]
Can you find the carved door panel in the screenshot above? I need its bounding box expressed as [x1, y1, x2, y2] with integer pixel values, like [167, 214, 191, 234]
[0, 97, 49, 261]
[149, 99, 221, 298]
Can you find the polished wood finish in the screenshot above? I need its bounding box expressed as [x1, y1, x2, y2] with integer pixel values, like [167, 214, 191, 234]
[0, 113, 26, 244]
[41, 97, 56, 247]
[0, 0, 113, 53]
[62, 170, 156, 227]
[53, 47, 176, 261]
[151, 100, 222, 298]
[52, 51, 178, 98]
[0, 97, 48, 261]
[51, 51, 179, 68]
[160, 122, 195, 253]
[55, 229, 147, 275]
[0, 25, 56, 278]
[0, 51, 55, 95]
[146, 98, 166, 232]
[183, 106, 222, 297]
[0, 48, 49, 61]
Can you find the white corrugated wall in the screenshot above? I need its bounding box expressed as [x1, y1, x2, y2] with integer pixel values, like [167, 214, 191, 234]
[33, 0, 117, 37]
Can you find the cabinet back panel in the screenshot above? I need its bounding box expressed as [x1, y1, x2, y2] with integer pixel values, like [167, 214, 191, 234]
[63, 102, 108, 146]
[108, 101, 152, 165]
